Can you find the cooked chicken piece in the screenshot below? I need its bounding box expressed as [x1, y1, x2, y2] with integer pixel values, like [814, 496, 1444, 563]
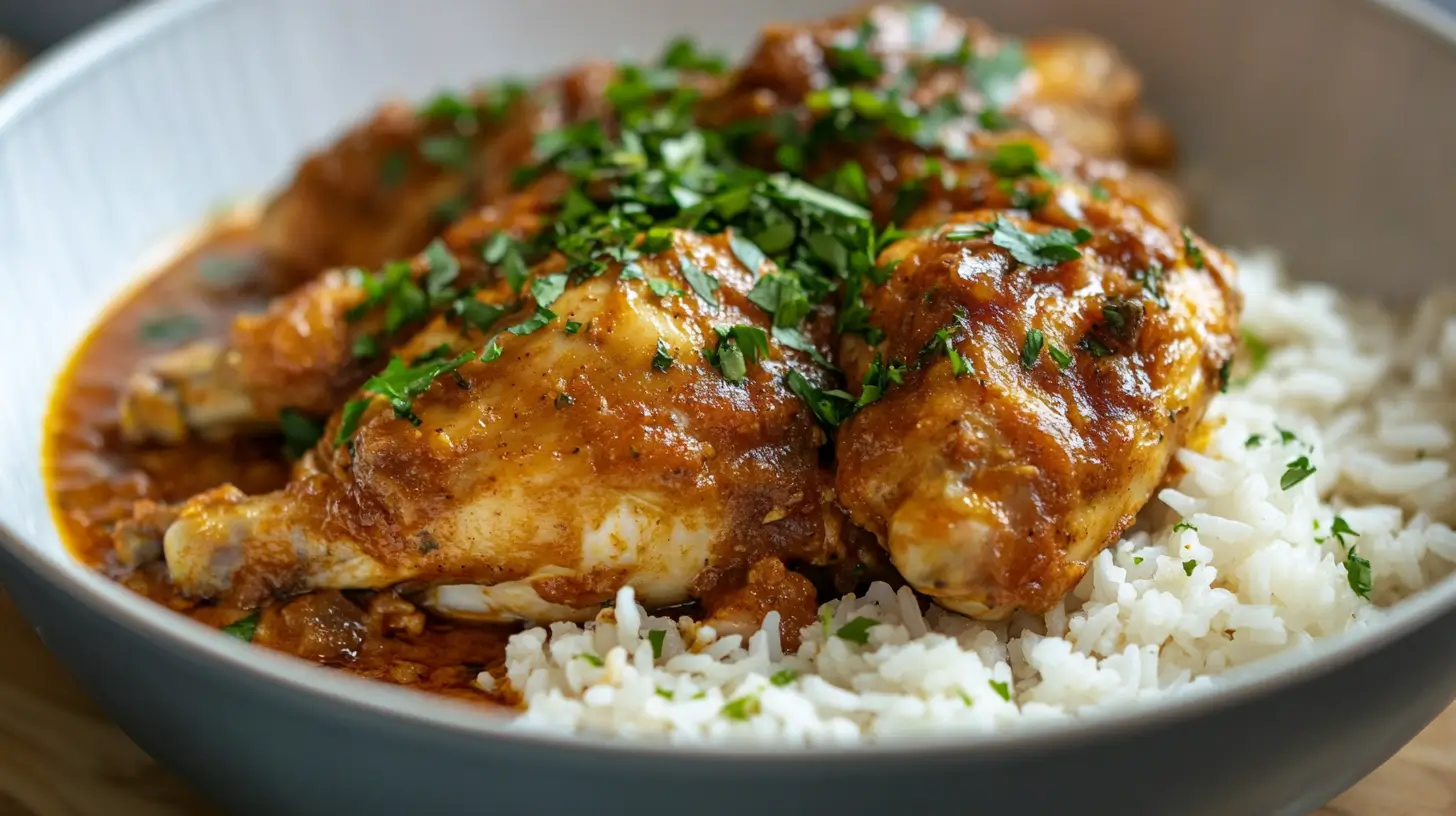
[118, 181, 560, 444]
[835, 179, 1240, 620]
[123, 230, 843, 622]
[698, 3, 1184, 223]
[258, 62, 616, 286]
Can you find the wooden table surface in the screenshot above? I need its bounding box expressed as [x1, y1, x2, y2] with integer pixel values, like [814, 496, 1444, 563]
[0, 589, 1448, 816]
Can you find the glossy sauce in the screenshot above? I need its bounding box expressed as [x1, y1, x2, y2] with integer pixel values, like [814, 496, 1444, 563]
[44, 219, 512, 700]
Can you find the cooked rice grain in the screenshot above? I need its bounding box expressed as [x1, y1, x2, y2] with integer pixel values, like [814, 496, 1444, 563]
[494, 252, 1456, 744]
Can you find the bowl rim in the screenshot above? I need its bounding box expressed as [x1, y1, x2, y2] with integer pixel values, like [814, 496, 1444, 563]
[4, 0, 1456, 761]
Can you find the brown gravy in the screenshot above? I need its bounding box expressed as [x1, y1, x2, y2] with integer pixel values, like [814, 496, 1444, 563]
[43, 218, 512, 700]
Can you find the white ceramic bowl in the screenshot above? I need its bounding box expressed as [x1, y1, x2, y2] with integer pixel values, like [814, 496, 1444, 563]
[3, 1, 1456, 814]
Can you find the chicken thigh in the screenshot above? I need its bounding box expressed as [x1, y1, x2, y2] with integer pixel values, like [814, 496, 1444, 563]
[835, 177, 1239, 619]
[127, 230, 842, 623]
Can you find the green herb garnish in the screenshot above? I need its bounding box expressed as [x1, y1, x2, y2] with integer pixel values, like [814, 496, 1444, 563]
[1020, 328, 1044, 371]
[834, 616, 879, 645]
[1182, 559, 1198, 576]
[721, 695, 762, 721]
[770, 669, 799, 687]
[647, 629, 667, 659]
[1047, 344, 1074, 370]
[221, 613, 259, 642]
[419, 134, 472, 170]
[279, 409, 324, 460]
[1345, 547, 1373, 599]
[989, 679, 1012, 701]
[1281, 456, 1317, 490]
[652, 338, 675, 371]
[138, 314, 203, 345]
[949, 216, 1092, 267]
[1182, 227, 1206, 269]
[1172, 521, 1198, 533]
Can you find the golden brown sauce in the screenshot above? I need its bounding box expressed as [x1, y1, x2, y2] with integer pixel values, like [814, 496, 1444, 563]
[43, 219, 512, 700]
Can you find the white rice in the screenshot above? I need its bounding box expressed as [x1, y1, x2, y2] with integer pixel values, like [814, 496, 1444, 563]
[492, 252, 1456, 744]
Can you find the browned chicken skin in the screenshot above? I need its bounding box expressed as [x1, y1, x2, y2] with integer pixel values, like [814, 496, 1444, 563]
[258, 63, 617, 287]
[127, 231, 844, 625]
[837, 181, 1239, 618]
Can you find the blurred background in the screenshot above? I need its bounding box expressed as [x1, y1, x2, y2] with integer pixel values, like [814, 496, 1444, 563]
[1, 0, 1456, 53]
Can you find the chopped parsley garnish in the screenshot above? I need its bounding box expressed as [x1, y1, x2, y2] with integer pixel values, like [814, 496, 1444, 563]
[1330, 516, 1360, 548]
[480, 338, 504, 363]
[1172, 520, 1198, 533]
[138, 313, 203, 345]
[1182, 226, 1206, 269]
[1344, 547, 1373, 599]
[279, 409, 324, 460]
[339, 348, 476, 437]
[1245, 434, 1264, 448]
[1078, 335, 1114, 359]
[971, 40, 1027, 111]
[1182, 559, 1198, 576]
[1133, 263, 1168, 309]
[575, 652, 605, 667]
[729, 231, 767, 274]
[923, 318, 972, 377]
[221, 613, 259, 642]
[1047, 344, 1074, 370]
[989, 679, 1012, 702]
[1219, 359, 1232, 393]
[1020, 328, 1044, 371]
[834, 616, 879, 644]
[335, 400, 370, 447]
[196, 252, 256, 287]
[655, 687, 674, 700]
[786, 370, 857, 428]
[704, 325, 769, 383]
[948, 216, 1093, 267]
[679, 260, 720, 308]
[652, 338, 675, 371]
[856, 355, 907, 408]
[554, 393, 574, 409]
[659, 36, 729, 74]
[646, 277, 686, 298]
[419, 134, 472, 170]
[1132, 556, 1144, 565]
[1280, 456, 1317, 490]
[770, 669, 799, 687]
[647, 629, 667, 659]
[564, 320, 583, 335]
[721, 694, 762, 721]
[530, 273, 568, 308]
[1277, 426, 1299, 445]
[506, 307, 557, 336]
[988, 142, 1048, 180]
[1240, 329, 1270, 378]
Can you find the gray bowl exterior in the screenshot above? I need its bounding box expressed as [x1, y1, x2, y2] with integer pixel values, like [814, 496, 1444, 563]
[2, 1, 1456, 814]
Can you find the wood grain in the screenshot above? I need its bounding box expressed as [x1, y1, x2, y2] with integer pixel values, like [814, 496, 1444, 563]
[0, 588, 1446, 816]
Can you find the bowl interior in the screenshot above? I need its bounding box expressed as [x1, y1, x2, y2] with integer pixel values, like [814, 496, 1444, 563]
[2, 0, 1456, 751]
